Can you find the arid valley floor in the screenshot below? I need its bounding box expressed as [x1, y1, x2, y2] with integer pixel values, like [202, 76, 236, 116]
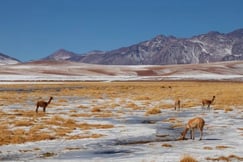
[0, 81, 243, 161]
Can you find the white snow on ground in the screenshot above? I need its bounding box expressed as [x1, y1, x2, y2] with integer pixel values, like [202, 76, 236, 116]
[0, 93, 242, 162]
[0, 61, 243, 161]
[1, 61, 243, 81]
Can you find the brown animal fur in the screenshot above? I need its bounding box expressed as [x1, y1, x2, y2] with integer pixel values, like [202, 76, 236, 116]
[180, 117, 205, 140]
[36, 97, 53, 113]
[202, 96, 215, 110]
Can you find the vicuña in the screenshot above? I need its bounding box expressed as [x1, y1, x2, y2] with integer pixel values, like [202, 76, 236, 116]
[202, 96, 215, 110]
[179, 117, 205, 140]
[36, 96, 53, 113]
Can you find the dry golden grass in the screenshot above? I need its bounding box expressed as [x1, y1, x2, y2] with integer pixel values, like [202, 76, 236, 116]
[1, 81, 243, 146]
[145, 107, 161, 115]
[161, 143, 172, 147]
[126, 102, 140, 110]
[224, 107, 233, 113]
[66, 134, 104, 140]
[91, 107, 101, 112]
[206, 154, 243, 161]
[77, 105, 89, 109]
[203, 146, 213, 150]
[180, 155, 198, 162]
[65, 147, 81, 150]
[215, 145, 232, 149]
[14, 120, 34, 127]
[40, 152, 56, 158]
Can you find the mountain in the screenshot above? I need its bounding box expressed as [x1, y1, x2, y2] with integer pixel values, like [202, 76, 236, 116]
[0, 53, 21, 65]
[43, 28, 243, 65]
[42, 49, 81, 61]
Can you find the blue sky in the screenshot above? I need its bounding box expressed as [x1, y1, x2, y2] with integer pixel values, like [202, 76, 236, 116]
[0, 0, 243, 61]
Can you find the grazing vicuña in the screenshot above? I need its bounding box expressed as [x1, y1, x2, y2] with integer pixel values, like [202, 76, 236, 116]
[180, 117, 205, 140]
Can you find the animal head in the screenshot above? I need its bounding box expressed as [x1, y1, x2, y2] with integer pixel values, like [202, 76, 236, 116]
[177, 135, 185, 141]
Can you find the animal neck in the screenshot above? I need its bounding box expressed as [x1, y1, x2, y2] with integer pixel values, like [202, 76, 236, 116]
[181, 128, 189, 139]
[211, 96, 215, 103]
[48, 98, 52, 104]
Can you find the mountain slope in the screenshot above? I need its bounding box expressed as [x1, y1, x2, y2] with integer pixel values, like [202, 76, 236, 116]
[42, 49, 81, 61]
[0, 53, 21, 65]
[43, 28, 243, 65]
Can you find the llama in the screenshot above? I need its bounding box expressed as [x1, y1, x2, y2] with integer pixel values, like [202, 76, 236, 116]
[36, 97, 53, 113]
[179, 117, 205, 140]
[174, 99, 181, 110]
[202, 96, 215, 110]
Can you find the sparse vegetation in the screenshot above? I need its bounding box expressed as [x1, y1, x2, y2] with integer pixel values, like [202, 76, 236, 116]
[203, 146, 213, 150]
[40, 152, 56, 158]
[145, 107, 161, 115]
[206, 154, 243, 161]
[215, 145, 232, 149]
[161, 143, 172, 147]
[0, 81, 243, 148]
[180, 155, 198, 162]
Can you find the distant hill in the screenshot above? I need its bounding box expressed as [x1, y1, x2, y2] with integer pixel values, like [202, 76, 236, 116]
[42, 28, 243, 65]
[0, 53, 21, 65]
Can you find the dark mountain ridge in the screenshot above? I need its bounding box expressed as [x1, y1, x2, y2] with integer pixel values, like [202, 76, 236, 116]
[43, 28, 243, 65]
[1, 28, 243, 65]
[0, 52, 21, 65]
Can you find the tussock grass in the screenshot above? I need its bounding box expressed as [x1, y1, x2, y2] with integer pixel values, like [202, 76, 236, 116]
[93, 112, 114, 118]
[40, 152, 56, 158]
[78, 123, 114, 130]
[224, 107, 233, 113]
[203, 146, 213, 150]
[19, 149, 33, 153]
[45, 115, 66, 125]
[215, 145, 232, 149]
[206, 154, 243, 161]
[66, 134, 104, 140]
[1, 81, 243, 146]
[14, 119, 34, 127]
[77, 105, 89, 109]
[161, 143, 172, 147]
[91, 107, 101, 112]
[65, 147, 81, 150]
[126, 102, 140, 110]
[145, 107, 161, 115]
[180, 155, 198, 162]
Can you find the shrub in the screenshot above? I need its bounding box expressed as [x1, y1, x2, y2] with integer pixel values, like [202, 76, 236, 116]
[180, 155, 198, 162]
[145, 107, 161, 115]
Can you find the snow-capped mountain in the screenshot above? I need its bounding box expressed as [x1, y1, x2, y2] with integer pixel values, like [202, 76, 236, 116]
[42, 49, 81, 61]
[0, 53, 21, 65]
[43, 28, 243, 65]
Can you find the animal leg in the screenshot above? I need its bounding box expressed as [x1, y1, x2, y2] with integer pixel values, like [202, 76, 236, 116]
[200, 129, 203, 140]
[36, 106, 39, 113]
[192, 129, 195, 140]
[207, 104, 211, 110]
[190, 129, 192, 139]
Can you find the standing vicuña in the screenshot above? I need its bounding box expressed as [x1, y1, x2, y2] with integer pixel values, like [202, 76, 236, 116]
[202, 96, 215, 110]
[174, 99, 181, 110]
[36, 97, 53, 113]
[179, 117, 205, 140]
